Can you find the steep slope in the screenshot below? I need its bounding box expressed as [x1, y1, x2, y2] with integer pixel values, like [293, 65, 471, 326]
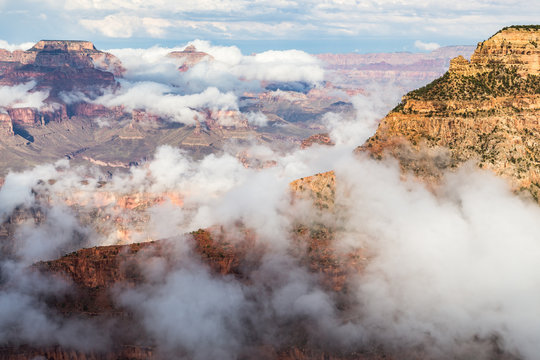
[0, 229, 374, 360]
[0, 40, 121, 96]
[359, 26, 540, 198]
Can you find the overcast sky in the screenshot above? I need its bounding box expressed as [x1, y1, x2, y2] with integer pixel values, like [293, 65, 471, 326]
[0, 0, 538, 53]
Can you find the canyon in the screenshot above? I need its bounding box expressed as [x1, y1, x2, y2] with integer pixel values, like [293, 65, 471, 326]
[0, 40, 353, 175]
[0, 40, 474, 176]
[2, 26, 538, 360]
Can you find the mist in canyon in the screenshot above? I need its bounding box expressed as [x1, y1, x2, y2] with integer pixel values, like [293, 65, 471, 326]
[0, 39, 539, 360]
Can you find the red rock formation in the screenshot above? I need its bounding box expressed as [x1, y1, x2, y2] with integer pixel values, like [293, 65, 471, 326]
[0, 112, 13, 135]
[236, 150, 278, 169]
[28, 40, 125, 76]
[0, 40, 122, 136]
[31, 40, 96, 52]
[42, 104, 69, 123]
[168, 45, 214, 72]
[68, 103, 115, 118]
[300, 133, 334, 149]
[0, 345, 154, 360]
[7, 107, 40, 126]
[7, 104, 68, 126]
[131, 109, 160, 124]
[0, 222, 376, 359]
[0, 40, 119, 95]
[0, 49, 36, 64]
[359, 26, 540, 199]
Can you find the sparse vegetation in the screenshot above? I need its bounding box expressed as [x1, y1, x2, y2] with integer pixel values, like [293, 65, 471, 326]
[404, 67, 540, 102]
[497, 25, 540, 33]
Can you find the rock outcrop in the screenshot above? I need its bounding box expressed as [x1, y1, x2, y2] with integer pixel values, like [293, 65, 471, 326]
[454, 27, 539, 77]
[167, 45, 214, 72]
[359, 26, 540, 199]
[0, 225, 373, 359]
[290, 171, 336, 210]
[0, 40, 125, 76]
[300, 133, 334, 149]
[0, 40, 119, 95]
[0, 40, 120, 134]
[0, 112, 13, 135]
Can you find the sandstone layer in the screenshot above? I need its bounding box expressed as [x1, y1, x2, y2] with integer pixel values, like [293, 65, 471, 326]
[359, 26, 540, 199]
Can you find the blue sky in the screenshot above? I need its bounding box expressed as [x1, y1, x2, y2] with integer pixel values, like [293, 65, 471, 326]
[0, 0, 538, 53]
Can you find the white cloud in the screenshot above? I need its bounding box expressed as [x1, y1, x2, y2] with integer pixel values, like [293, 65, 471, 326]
[92, 81, 238, 124]
[80, 14, 172, 38]
[325, 83, 403, 146]
[184, 40, 324, 83]
[62, 0, 296, 13]
[13, 0, 540, 49]
[414, 40, 441, 51]
[0, 40, 34, 51]
[245, 112, 268, 126]
[0, 81, 49, 109]
[7, 104, 540, 357]
[104, 41, 323, 88]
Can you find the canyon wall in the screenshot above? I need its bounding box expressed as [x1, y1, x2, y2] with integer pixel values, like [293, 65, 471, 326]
[359, 26, 540, 199]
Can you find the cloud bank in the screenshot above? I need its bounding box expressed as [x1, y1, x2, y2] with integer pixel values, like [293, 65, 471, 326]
[2, 84, 540, 358]
[3, 0, 539, 52]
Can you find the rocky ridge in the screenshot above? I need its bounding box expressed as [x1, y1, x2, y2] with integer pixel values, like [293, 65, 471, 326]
[167, 44, 214, 72]
[358, 26, 540, 198]
[0, 224, 373, 359]
[0, 40, 120, 133]
[0, 41, 349, 176]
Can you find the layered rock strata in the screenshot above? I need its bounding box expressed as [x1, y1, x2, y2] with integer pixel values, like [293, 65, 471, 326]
[359, 26, 540, 199]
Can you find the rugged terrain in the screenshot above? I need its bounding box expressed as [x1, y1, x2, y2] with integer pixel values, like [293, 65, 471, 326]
[359, 26, 540, 198]
[1, 28, 534, 359]
[0, 40, 477, 177]
[0, 226, 374, 359]
[0, 41, 357, 175]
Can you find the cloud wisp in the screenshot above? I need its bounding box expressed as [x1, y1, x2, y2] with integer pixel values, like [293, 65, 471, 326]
[0, 81, 49, 109]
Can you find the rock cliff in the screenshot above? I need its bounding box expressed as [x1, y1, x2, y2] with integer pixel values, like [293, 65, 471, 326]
[0, 40, 120, 94]
[359, 26, 540, 199]
[290, 171, 336, 210]
[0, 40, 120, 134]
[0, 226, 373, 359]
[0, 112, 13, 135]
[300, 133, 334, 149]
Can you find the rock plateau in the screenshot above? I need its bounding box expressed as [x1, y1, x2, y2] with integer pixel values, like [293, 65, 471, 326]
[360, 26, 540, 199]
